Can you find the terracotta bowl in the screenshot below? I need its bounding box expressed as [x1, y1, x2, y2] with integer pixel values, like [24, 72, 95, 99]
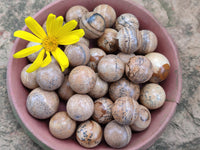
[7, 0, 182, 149]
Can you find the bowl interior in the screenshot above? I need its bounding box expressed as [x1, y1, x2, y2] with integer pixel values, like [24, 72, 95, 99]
[7, 0, 182, 149]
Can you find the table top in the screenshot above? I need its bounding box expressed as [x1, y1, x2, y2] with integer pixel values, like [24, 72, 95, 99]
[0, 0, 200, 149]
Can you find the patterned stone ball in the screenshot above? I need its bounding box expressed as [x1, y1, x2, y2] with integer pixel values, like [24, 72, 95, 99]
[88, 48, 106, 72]
[93, 4, 116, 28]
[109, 78, 140, 101]
[88, 75, 108, 99]
[126, 55, 153, 83]
[140, 83, 166, 110]
[26, 42, 41, 62]
[117, 52, 135, 65]
[112, 97, 139, 125]
[92, 97, 113, 124]
[79, 12, 105, 39]
[130, 105, 151, 131]
[68, 66, 97, 94]
[66, 94, 94, 121]
[104, 120, 132, 148]
[117, 26, 141, 54]
[21, 64, 38, 89]
[58, 75, 74, 101]
[64, 43, 90, 67]
[115, 13, 139, 31]
[145, 52, 170, 83]
[36, 63, 64, 91]
[137, 30, 158, 54]
[97, 54, 124, 82]
[76, 120, 102, 148]
[97, 28, 118, 53]
[49, 111, 76, 139]
[26, 88, 59, 119]
[77, 37, 90, 47]
[65, 5, 88, 27]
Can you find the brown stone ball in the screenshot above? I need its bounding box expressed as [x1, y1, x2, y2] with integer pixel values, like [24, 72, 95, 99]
[92, 97, 113, 124]
[49, 111, 76, 139]
[66, 94, 94, 121]
[98, 28, 118, 53]
[26, 88, 59, 119]
[97, 54, 124, 82]
[76, 120, 102, 148]
[126, 55, 153, 83]
[109, 78, 140, 101]
[117, 52, 135, 65]
[104, 120, 132, 148]
[68, 66, 97, 94]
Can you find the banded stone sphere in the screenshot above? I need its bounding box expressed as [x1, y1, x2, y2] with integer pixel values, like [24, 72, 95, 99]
[137, 30, 158, 54]
[76, 120, 102, 148]
[115, 13, 139, 31]
[126, 56, 153, 83]
[64, 43, 90, 67]
[79, 12, 105, 39]
[97, 55, 124, 82]
[77, 37, 90, 47]
[104, 120, 132, 148]
[140, 83, 166, 110]
[66, 94, 94, 121]
[93, 4, 116, 28]
[145, 52, 170, 83]
[98, 28, 118, 53]
[68, 66, 97, 94]
[49, 112, 76, 139]
[117, 26, 141, 54]
[26, 88, 59, 119]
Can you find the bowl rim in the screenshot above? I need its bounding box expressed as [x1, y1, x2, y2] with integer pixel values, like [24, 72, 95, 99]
[7, 0, 182, 149]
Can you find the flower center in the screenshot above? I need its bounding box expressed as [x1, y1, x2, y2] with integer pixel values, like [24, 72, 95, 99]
[42, 36, 58, 52]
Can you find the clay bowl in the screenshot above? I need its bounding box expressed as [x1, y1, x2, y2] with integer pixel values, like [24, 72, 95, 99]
[7, 0, 182, 149]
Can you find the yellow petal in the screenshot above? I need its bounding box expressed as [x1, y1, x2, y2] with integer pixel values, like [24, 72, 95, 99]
[25, 16, 47, 40]
[57, 35, 80, 45]
[70, 29, 85, 38]
[55, 20, 77, 38]
[51, 47, 69, 72]
[14, 30, 42, 43]
[54, 16, 64, 34]
[13, 45, 43, 58]
[41, 51, 51, 67]
[26, 49, 45, 73]
[46, 13, 56, 37]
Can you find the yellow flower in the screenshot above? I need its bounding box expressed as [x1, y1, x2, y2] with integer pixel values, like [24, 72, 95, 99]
[13, 13, 85, 73]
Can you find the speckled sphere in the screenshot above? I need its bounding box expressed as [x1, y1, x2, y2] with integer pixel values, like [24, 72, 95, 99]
[79, 12, 105, 39]
[112, 97, 139, 125]
[104, 120, 132, 148]
[88, 48, 106, 72]
[64, 43, 90, 67]
[109, 78, 140, 101]
[26, 88, 59, 119]
[92, 97, 113, 124]
[76, 120, 102, 148]
[117, 26, 141, 54]
[115, 13, 139, 31]
[36, 63, 64, 91]
[89, 75, 108, 98]
[130, 105, 151, 131]
[126, 56, 153, 83]
[97, 55, 124, 82]
[65, 5, 88, 27]
[93, 4, 116, 28]
[49, 111, 76, 139]
[26, 42, 41, 62]
[97, 28, 118, 53]
[58, 75, 74, 101]
[66, 94, 94, 121]
[140, 83, 166, 110]
[21, 64, 38, 89]
[145, 52, 170, 83]
[78, 37, 90, 47]
[117, 52, 135, 65]
[137, 30, 158, 54]
[68, 66, 97, 94]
